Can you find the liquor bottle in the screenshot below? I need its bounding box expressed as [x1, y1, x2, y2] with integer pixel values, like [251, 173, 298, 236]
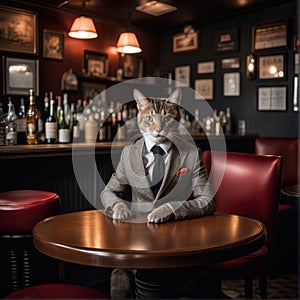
[5, 98, 17, 146]
[191, 108, 201, 134]
[225, 107, 232, 134]
[56, 95, 62, 123]
[98, 107, 107, 142]
[70, 103, 80, 143]
[0, 103, 6, 146]
[116, 110, 125, 141]
[16, 97, 27, 144]
[58, 108, 70, 143]
[84, 114, 98, 143]
[45, 99, 57, 144]
[63, 93, 71, 127]
[26, 89, 39, 145]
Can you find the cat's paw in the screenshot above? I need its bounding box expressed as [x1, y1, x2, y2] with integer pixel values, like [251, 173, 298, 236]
[110, 268, 134, 300]
[112, 201, 132, 220]
[147, 204, 174, 223]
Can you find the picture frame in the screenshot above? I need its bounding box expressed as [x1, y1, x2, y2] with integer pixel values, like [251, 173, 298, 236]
[81, 81, 106, 101]
[43, 30, 64, 60]
[84, 50, 108, 78]
[0, 5, 37, 54]
[221, 57, 240, 69]
[258, 54, 285, 80]
[197, 61, 215, 74]
[194, 79, 214, 100]
[4, 57, 39, 96]
[175, 65, 190, 87]
[252, 20, 288, 51]
[257, 86, 287, 111]
[122, 55, 143, 78]
[214, 28, 239, 52]
[173, 31, 198, 53]
[223, 72, 240, 97]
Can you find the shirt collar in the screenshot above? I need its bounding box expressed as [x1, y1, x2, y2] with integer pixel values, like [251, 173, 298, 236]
[144, 137, 172, 155]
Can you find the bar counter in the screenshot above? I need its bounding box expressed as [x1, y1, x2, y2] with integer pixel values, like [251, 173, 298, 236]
[0, 134, 258, 213]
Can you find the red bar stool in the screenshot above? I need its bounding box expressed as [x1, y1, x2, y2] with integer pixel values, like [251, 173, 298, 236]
[3, 283, 107, 298]
[0, 190, 61, 296]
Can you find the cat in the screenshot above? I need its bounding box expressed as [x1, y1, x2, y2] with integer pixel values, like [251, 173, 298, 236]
[101, 88, 215, 299]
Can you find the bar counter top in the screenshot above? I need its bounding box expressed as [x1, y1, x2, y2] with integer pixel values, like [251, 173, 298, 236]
[0, 134, 258, 160]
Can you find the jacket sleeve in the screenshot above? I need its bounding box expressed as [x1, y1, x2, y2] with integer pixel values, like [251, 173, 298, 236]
[100, 147, 130, 212]
[166, 149, 216, 220]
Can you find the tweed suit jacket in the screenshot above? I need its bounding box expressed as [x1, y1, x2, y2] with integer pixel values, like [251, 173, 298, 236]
[100, 137, 215, 220]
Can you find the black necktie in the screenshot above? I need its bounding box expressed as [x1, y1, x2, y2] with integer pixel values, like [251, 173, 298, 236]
[151, 145, 165, 196]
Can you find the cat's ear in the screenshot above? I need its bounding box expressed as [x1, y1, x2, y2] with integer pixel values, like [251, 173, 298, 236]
[133, 89, 149, 110]
[168, 88, 182, 106]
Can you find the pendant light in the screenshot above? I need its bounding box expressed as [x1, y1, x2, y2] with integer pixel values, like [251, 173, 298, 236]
[116, 12, 142, 54]
[68, 0, 98, 39]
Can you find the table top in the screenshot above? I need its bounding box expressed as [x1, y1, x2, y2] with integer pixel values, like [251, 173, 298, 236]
[33, 210, 265, 269]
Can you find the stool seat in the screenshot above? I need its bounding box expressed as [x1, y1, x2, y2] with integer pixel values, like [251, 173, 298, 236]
[0, 190, 60, 234]
[4, 283, 107, 298]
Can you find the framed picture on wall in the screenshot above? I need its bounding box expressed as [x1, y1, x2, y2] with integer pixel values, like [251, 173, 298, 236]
[223, 72, 240, 96]
[81, 81, 106, 101]
[252, 20, 288, 51]
[122, 55, 143, 78]
[214, 28, 239, 52]
[197, 61, 215, 74]
[173, 31, 199, 53]
[221, 57, 240, 69]
[257, 86, 287, 111]
[84, 50, 108, 78]
[43, 30, 64, 60]
[4, 57, 39, 96]
[194, 79, 214, 100]
[258, 54, 285, 80]
[175, 65, 190, 87]
[0, 5, 37, 54]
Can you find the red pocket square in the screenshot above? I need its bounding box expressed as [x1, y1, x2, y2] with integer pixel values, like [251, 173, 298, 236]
[176, 168, 188, 176]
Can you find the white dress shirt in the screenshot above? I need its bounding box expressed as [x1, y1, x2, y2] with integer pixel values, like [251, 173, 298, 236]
[143, 138, 172, 182]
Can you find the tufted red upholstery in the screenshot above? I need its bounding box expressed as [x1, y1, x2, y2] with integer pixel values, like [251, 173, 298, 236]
[255, 137, 299, 187]
[0, 190, 60, 234]
[4, 283, 107, 298]
[202, 151, 282, 298]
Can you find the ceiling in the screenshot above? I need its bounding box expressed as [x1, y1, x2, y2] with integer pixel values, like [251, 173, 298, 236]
[21, 0, 295, 33]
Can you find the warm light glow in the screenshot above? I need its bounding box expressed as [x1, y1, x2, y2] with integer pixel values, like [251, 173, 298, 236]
[68, 16, 98, 39]
[116, 32, 142, 54]
[268, 65, 278, 75]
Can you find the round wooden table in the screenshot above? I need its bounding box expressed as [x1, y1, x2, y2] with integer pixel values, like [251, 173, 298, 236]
[33, 210, 265, 269]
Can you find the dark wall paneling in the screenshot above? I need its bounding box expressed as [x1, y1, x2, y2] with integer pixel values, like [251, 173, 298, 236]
[160, 2, 298, 138]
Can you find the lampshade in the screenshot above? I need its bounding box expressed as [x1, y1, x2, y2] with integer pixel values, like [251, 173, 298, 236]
[116, 32, 142, 54]
[68, 16, 98, 39]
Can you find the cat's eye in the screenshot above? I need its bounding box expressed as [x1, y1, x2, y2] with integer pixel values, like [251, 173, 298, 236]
[163, 116, 171, 123]
[145, 115, 153, 122]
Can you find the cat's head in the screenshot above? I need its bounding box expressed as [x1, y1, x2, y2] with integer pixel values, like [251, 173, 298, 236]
[133, 88, 182, 144]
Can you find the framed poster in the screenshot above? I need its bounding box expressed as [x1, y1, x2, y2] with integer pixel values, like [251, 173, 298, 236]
[214, 28, 239, 52]
[173, 31, 198, 53]
[223, 72, 240, 96]
[258, 54, 285, 79]
[257, 86, 287, 111]
[43, 30, 64, 60]
[197, 61, 215, 74]
[221, 57, 240, 69]
[252, 21, 288, 51]
[0, 5, 37, 54]
[81, 81, 106, 101]
[194, 79, 214, 100]
[84, 50, 108, 78]
[4, 57, 39, 96]
[122, 55, 143, 78]
[175, 65, 190, 87]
